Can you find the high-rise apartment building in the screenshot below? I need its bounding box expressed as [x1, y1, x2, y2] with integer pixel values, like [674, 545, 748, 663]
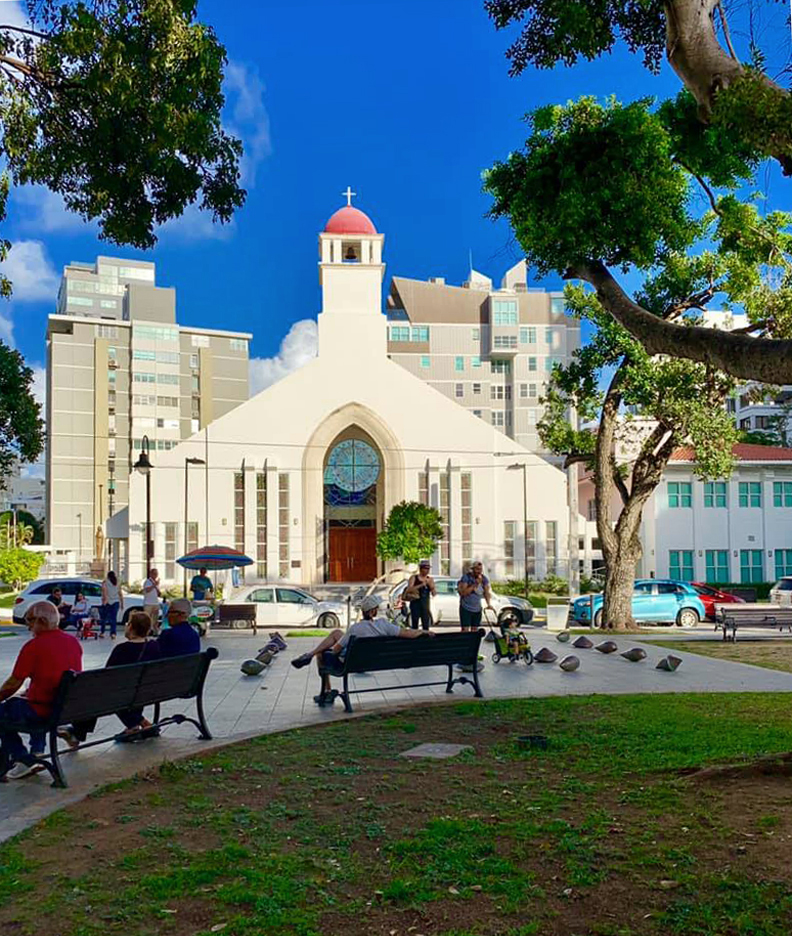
[385, 260, 580, 454]
[46, 256, 250, 567]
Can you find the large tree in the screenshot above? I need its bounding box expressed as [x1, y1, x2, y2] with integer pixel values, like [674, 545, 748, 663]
[484, 0, 792, 384]
[0, 345, 43, 487]
[539, 282, 736, 629]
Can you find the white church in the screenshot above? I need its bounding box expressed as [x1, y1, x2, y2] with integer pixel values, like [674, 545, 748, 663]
[112, 199, 574, 586]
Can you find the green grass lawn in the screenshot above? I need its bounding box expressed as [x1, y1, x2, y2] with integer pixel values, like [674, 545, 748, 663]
[4, 694, 792, 936]
[647, 638, 792, 674]
[0, 591, 18, 609]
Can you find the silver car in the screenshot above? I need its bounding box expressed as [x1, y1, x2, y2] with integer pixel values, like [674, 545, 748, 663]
[770, 577, 792, 607]
[13, 578, 144, 626]
[225, 584, 347, 629]
[387, 576, 534, 626]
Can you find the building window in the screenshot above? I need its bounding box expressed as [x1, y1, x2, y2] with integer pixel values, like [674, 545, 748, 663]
[68, 296, 94, 308]
[471, 356, 481, 368]
[133, 325, 178, 342]
[97, 324, 118, 338]
[191, 418, 199, 433]
[191, 334, 210, 347]
[158, 373, 179, 385]
[587, 499, 596, 522]
[230, 338, 247, 352]
[472, 383, 481, 394]
[739, 418, 751, 430]
[669, 550, 694, 582]
[461, 472, 472, 571]
[739, 482, 762, 508]
[491, 411, 505, 427]
[494, 335, 518, 348]
[492, 300, 518, 326]
[256, 472, 267, 579]
[490, 385, 511, 401]
[190, 353, 199, 369]
[133, 373, 155, 384]
[164, 522, 177, 580]
[234, 472, 245, 581]
[776, 549, 792, 579]
[519, 383, 528, 399]
[454, 356, 464, 372]
[520, 327, 536, 345]
[191, 375, 200, 392]
[418, 470, 429, 506]
[439, 471, 450, 575]
[504, 520, 516, 577]
[773, 482, 792, 507]
[107, 370, 116, 384]
[546, 521, 557, 576]
[668, 482, 692, 508]
[740, 549, 764, 583]
[755, 415, 771, 429]
[703, 482, 727, 508]
[278, 473, 290, 578]
[705, 550, 730, 583]
[455, 383, 464, 398]
[420, 355, 430, 369]
[389, 326, 410, 342]
[472, 329, 480, 341]
[491, 360, 511, 375]
[411, 326, 429, 342]
[526, 521, 537, 578]
[473, 409, 482, 418]
[528, 356, 537, 372]
[132, 349, 156, 361]
[550, 296, 565, 315]
[527, 409, 538, 426]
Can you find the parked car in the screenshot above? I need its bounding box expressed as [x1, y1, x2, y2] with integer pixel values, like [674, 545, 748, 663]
[224, 584, 347, 629]
[570, 580, 706, 627]
[770, 577, 792, 607]
[690, 582, 745, 621]
[387, 576, 534, 626]
[13, 578, 144, 626]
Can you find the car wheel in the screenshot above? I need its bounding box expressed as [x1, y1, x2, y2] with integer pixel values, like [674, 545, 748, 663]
[318, 612, 339, 629]
[593, 609, 603, 628]
[677, 608, 699, 628]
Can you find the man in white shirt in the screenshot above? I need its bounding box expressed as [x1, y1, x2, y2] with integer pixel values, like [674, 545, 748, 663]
[291, 594, 432, 704]
[142, 568, 161, 635]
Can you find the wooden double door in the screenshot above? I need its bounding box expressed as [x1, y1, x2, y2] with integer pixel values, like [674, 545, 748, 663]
[328, 527, 378, 582]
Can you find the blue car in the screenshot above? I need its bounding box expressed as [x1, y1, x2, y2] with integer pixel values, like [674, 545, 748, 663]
[571, 580, 706, 628]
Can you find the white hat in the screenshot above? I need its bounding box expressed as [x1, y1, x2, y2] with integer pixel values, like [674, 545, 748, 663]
[359, 594, 381, 612]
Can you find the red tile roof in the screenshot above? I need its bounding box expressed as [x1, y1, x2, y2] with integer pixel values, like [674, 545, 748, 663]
[671, 443, 792, 463]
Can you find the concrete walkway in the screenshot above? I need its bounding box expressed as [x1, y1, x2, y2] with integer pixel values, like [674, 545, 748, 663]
[1, 627, 791, 843]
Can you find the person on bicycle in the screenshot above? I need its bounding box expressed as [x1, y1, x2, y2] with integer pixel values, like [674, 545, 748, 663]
[405, 560, 436, 631]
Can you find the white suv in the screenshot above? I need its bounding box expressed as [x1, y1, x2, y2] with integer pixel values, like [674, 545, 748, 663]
[770, 577, 792, 607]
[13, 579, 144, 626]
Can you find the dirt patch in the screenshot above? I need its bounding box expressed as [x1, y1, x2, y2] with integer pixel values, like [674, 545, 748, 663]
[648, 638, 792, 673]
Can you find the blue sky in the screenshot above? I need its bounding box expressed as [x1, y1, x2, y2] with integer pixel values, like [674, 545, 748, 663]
[1, 0, 788, 394]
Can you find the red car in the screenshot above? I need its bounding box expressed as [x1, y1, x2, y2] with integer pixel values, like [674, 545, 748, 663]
[691, 583, 745, 621]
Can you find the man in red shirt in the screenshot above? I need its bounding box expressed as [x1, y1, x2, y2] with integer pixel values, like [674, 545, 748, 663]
[0, 600, 82, 780]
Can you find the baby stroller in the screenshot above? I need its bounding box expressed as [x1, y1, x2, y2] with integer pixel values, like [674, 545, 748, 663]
[486, 607, 533, 665]
[79, 607, 101, 641]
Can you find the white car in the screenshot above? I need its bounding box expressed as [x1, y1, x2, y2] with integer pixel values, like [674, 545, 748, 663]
[13, 578, 145, 626]
[387, 576, 534, 626]
[225, 584, 347, 629]
[770, 577, 792, 607]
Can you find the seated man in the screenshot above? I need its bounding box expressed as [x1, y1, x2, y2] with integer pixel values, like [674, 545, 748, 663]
[48, 586, 69, 629]
[0, 601, 82, 780]
[156, 598, 201, 657]
[291, 594, 432, 705]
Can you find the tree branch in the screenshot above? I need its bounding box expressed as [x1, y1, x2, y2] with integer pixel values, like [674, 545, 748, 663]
[0, 24, 48, 40]
[715, 2, 738, 61]
[563, 453, 591, 469]
[565, 260, 792, 384]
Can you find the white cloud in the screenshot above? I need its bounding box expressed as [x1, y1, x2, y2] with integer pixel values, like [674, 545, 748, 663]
[0, 309, 13, 345]
[249, 320, 317, 395]
[158, 200, 236, 242]
[30, 363, 45, 407]
[0, 240, 59, 303]
[224, 60, 272, 187]
[0, 1, 33, 32]
[13, 185, 95, 236]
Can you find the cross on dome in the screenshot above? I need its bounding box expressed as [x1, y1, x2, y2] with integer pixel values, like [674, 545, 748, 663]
[342, 185, 356, 207]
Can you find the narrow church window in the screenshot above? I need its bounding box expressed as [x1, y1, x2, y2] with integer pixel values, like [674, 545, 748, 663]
[418, 471, 429, 506]
[256, 472, 267, 579]
[526, 521, 537, 578]
[504, 521, 516, 577]
[546, 521, 558, 576]
[439, 472, 450, 575]
[235, 472, 246, 581]
[461, 473, 472, 570]
[278, 474, 290, 578]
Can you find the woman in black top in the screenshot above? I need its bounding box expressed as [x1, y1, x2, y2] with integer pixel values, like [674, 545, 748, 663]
[405, 561, 436, 631]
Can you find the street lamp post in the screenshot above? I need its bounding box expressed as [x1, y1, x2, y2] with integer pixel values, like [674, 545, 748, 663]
[184, 456, 206, 596]
[76, 512, 82, 565]
[133, 436, 153, 577]
[506, 463, 529, 599]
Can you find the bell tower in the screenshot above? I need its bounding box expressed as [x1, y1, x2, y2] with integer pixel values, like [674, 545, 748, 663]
[317, 188, 386, 358]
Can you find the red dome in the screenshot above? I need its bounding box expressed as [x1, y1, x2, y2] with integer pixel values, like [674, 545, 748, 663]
[324, 205, 377, 235]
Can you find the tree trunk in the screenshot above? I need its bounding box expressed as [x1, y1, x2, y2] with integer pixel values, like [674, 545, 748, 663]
[600, 546, 640, 630]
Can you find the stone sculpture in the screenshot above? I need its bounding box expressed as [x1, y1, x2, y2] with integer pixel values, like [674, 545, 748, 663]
[534, 647, 558, 663]
[556, 631, 571, 643]
[240, 659, 266, 676]
[621, 647, 647, 662]
[572, 636, 594, 649]
[656, 655, 683, 672]
[559, 655, 580, 672]
[595, 640, 618, 654]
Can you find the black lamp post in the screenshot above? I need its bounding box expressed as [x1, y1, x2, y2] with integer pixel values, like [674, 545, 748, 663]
[133, 435, 153, 570]
[184, 456, 206, 596]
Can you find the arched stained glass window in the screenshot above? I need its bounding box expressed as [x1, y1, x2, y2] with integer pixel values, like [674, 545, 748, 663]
[324, 439, 380, 492]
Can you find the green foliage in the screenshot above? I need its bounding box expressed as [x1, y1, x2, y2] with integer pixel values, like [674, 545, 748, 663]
[0, 546, 43, 590]
[0, 343, 43, 486]
[376, 501, 443, 565]
[484, 97, 698, 272]
[0, 1, 244, 250]
[0, 510, 44, 545]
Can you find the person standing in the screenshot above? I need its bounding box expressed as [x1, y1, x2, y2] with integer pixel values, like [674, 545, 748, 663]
[143, 568, 161, 635]
[0, 601, 82, 780]
[457, 560, 493, 631]
[405, 560, 436, 631]
[100, 571, 124, 640]
[190, 567, 213, 601]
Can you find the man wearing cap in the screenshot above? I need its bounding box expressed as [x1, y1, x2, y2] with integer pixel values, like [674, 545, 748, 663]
[156, 598, 201, 657]
[291, 594, 432, 705]
[404, 561, 436, 631]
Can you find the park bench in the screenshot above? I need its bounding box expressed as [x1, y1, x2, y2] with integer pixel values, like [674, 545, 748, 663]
[319, 629, 485, 713]
[216, 603, 258, 634]
[715, 604, 792, 642]
[5, 648, 218, 788]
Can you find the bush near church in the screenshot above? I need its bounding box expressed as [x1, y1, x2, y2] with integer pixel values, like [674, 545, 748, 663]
[0, 548, 44, 592]
[376, 501, 444, 568]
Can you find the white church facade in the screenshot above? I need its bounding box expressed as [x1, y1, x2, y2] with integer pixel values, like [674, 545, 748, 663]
[112, 200, 573, 587]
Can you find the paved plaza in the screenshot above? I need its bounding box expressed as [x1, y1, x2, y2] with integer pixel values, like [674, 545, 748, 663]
[2, 626, 792, 842]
